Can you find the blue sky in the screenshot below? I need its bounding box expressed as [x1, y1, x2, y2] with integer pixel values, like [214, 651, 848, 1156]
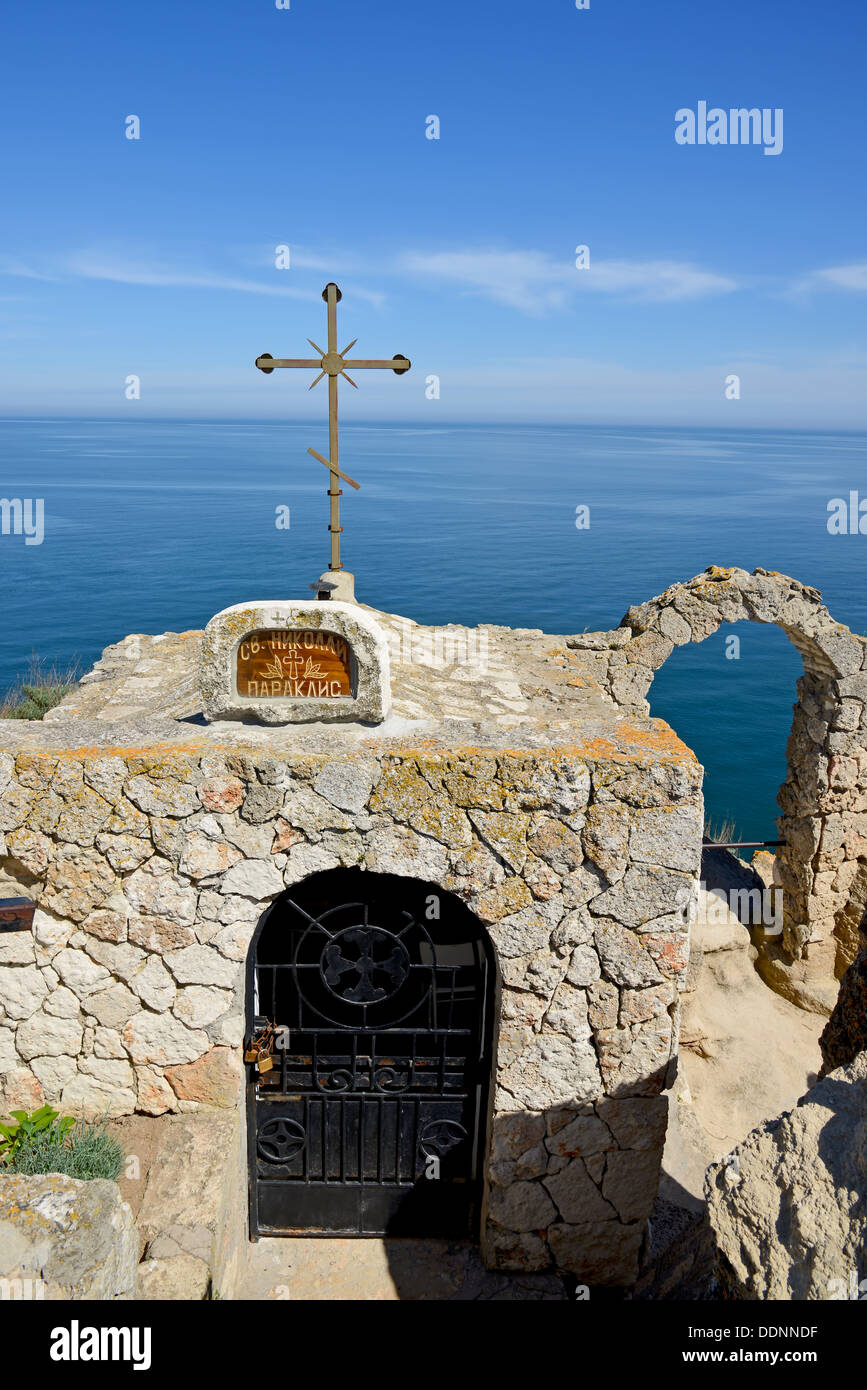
[1, 0, 865, 425]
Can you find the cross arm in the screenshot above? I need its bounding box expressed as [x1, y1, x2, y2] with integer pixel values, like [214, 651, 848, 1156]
[307, 447, 361, 490]
[343, 356, 411, 374]
[256, 353, 321, 373]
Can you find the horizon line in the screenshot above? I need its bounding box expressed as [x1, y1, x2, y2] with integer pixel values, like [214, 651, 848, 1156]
[0, 415, 865, 437]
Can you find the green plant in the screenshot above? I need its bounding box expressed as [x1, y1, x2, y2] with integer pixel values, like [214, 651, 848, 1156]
[0, 656, 80, 720]
[0, 1109, 124, 1181]
[0, 1106, 74, 1164]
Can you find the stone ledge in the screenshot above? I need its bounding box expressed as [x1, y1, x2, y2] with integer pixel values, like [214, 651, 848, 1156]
[134, 1110, 247, 1299]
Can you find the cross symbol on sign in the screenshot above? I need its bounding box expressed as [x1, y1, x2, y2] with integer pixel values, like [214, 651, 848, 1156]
[255, 282, 411, 573]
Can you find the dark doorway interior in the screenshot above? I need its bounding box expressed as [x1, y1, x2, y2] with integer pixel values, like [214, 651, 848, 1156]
[247, 868, 496, 1239]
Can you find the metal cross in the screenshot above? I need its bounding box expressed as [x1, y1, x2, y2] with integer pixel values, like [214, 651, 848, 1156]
[256, 282, 410, 573]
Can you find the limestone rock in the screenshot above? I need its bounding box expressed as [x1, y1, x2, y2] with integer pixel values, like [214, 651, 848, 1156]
[594, 919, 664, 988]
[165, 1047, 241, 1106]
[135, 1110, 244, 1292]
[179, 833, 243, 881]
[61, 1071, 137, 1116]
[220, 858, 284, 900]
[197, 777, 245, 813]
[598, 1096, 668, 1151]
[602, 1148, 662, 1222]
[566, 943, 601, 987]
[544, 1158, 617, 1224]
[52, 947, 112, 1000]
[32, 907, 74, 952]
[0, 1027, 19, 1074]
[582, 802, 630, 880]
[122, 1012, 208, 1067]
[705, 1052, 867, 1299]
[0, 1067, 44, 1111]
[30, 1054, 78, 1098]
[15, 1010, 83, 1061]
[547, 1218, 644, 1285]
[0, 929, 36, 966]
[487, 1178, 558, 1232]
[174, 986, 233, 1029]
[81, 908, 128, 944]
[42, 844, 117, 922]
[499, 1034, 602, 1110]
[488, 898, 562, 957]
[129, 955, 176, 1012]
[129, 914, 196, 953]
[0, 1173, 137, 1299]
[363, 824, 449, 881]
[545, 1111, 613, 1158]
[137, 1252, 211, 1300]
[820, 944, 867, 1075]
[0, 964, 49, 1020]
[313, 759, 378, 813]
[630, 805, 703, 872]
[136, 1066, 177, 1116]
[83, 981, 140, 1030]
[593, 1021, 673, 1097]
[592, 864, 692, 928]
[123, 860, 197, 925]
[125, 775, 199, 818]
[164, 944, 239, 989]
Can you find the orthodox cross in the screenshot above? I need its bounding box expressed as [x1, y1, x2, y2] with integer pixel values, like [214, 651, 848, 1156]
[256, 282, 410, 572]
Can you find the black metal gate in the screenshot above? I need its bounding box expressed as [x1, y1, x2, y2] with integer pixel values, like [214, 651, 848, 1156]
[247, 870, 495, 1238]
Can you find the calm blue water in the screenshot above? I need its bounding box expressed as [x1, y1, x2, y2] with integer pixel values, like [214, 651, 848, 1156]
[1, 418, 865, 842]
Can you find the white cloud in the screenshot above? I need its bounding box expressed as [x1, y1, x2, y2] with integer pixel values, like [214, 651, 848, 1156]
[809, 263, 867, 292]
[789, 262, 867, 296]
[64, 252, 320, 300]
[0, 257, 55, 281]
[1, 248, 387, 307]
[578, 258, 738, 300]
[398, 248, 738, 312]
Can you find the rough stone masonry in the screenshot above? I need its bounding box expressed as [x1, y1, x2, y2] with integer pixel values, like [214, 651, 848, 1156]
[0, 565, 861, 1285]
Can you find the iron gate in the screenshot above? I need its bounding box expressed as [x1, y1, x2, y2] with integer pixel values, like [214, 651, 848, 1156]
[247, 871, 495, 1238]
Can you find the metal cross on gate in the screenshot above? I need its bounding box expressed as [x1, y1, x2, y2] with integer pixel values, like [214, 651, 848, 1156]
[256, 282, 410, 573]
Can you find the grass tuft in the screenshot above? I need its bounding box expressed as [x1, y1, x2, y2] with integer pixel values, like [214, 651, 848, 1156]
[703, 816, 739, 845]
[8, 1117, 125, 1182]
[0, 656, 80, 720]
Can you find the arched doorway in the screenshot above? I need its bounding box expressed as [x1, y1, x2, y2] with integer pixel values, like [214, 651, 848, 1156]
[615, 565, 867, 1000]
[246, 868, 498, 1239]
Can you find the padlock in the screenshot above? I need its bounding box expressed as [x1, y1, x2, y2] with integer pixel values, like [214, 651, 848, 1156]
[256, 1054, 274, 1075]
[245, 1018, 275, 1066]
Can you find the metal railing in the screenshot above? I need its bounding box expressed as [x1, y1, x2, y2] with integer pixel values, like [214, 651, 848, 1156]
[701, 839, 785, 849]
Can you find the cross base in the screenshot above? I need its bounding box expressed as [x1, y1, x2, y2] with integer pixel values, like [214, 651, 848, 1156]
[312, 570, 356, 603]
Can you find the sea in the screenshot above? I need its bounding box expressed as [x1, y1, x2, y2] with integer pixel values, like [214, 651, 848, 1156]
[1, 418, 865, 844]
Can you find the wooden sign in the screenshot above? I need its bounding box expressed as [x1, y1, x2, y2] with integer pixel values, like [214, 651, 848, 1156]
[236, 629, 353, 700]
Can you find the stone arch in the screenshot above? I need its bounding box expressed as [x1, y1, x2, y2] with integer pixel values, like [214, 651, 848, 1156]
[615, 565, 867, 1004]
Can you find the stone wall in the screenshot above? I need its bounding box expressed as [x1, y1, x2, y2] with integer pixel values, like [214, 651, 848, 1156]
[0, 735, 701, 1285]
